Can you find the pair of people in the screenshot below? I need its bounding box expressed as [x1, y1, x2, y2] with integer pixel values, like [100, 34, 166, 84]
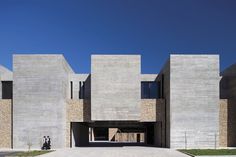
[42, 136, 51, 150]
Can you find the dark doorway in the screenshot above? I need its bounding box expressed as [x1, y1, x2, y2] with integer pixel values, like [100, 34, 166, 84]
[146, 124, 154, 145]
[71, 122, 89, 147]
[137, 134, 140, 143]
[94, 127, 108, 141]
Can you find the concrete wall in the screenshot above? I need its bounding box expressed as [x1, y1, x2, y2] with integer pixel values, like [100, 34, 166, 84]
[169, 55, 219, 149]
[0, 100, 12, 148]
[0, 65, 13, 81]
[141, 74, 158, 81]
[69, 74, 91, 100]
[141, 99, 156, 122]
[13, 54, 73, 149]
[156, 59, 170, 148]
[91, 55, 141, 121]
[66, 99, 91, 147]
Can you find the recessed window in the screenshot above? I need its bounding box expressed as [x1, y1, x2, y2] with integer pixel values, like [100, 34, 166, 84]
[79, 81, 85, 99]
[2, 81, 13, 99]
[70, 81, 73, 99]
[141, 81, 158, 99]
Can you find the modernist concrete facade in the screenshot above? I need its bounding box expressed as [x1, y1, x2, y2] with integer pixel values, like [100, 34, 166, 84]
[0, 54, 235, 149]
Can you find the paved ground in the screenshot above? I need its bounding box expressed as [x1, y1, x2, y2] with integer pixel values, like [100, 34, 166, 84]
[0, 151, 21, 157]
[38, 147, 190, 157]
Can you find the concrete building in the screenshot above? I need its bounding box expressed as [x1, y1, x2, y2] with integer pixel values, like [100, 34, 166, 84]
[0, 54, 234, 149]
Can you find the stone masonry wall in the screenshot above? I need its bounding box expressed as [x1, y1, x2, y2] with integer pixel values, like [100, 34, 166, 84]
[141, 99, 165, 122]
[66, 99, 91, 147]
[141, 99, 156, 122]
[219, 99, 228, 147]
[0, 100, 12, 148]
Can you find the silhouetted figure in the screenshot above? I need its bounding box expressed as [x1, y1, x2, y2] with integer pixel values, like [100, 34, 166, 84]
[42, 136, 47, 150]
[47, 136, 51, 150]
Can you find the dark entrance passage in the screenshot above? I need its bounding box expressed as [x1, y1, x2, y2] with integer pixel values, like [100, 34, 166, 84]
[70, 121, 164, 147]
[71, 122, 89, 147]
[93, 127, 108, 141]
[146, 124, 154, 145]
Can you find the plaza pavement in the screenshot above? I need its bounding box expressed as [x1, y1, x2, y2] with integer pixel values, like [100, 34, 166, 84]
[38, 147, 190, 157]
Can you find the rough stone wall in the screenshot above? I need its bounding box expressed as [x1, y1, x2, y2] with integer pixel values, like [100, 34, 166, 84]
[219, 99, 228, 147]
[169, 55, 220, 149]
[220, 64, 236, 147]
[141, 99, 156, 122]
[66, 99, 91, 147]
[91, 55, 141, 121]
[13, 55, 73, 149]
[140, 99, 165, 122]
[0, 100, 12, 148]
[114, 133, 145, 142]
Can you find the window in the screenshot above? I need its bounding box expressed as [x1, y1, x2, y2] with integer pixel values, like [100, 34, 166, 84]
[161, 74, 164, 98]
[141, 81, 158, 99]
[2, 81, 13, 99]
[79, 81, 85, 99]
[70, 81, 73, 99]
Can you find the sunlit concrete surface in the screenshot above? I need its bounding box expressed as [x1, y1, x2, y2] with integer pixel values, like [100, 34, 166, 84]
[38, 147, 189, 157]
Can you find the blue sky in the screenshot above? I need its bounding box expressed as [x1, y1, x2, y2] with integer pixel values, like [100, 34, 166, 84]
[0, 0, 235, 73]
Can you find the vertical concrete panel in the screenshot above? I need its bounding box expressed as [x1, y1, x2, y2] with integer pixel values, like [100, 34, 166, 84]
[170, 55, 220, 148]
[69, 74, 90, 100]
[91, 55, 141, 121]
[157, 59, 171, 148]
[13, 55, 73, 149]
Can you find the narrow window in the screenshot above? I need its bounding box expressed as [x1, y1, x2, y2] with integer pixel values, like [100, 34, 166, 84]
[83, 81, 85, 99]
[70, 81, 73, 99]
[2, 81, 13, 99]
[79, 81, 82, 99]
[157, 81, 161, 98]
[79, 81, 86, 99]
[161, 74, 164, 98]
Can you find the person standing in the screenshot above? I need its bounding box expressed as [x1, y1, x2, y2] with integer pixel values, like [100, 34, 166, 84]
[47, 136, 51, 149]
[42, 136, 47, 150]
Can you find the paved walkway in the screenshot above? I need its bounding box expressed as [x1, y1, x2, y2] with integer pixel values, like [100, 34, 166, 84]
[39, 147, 190, 157]
[0, 151, 21, 157]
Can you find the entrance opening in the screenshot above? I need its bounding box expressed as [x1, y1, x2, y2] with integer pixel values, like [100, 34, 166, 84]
[90, 127, 145, 144]
[93, 127, 108, 141]
[70, 121, 161, 147]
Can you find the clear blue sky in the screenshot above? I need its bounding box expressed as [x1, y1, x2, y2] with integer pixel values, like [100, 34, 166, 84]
[0, 0, 235, 73]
